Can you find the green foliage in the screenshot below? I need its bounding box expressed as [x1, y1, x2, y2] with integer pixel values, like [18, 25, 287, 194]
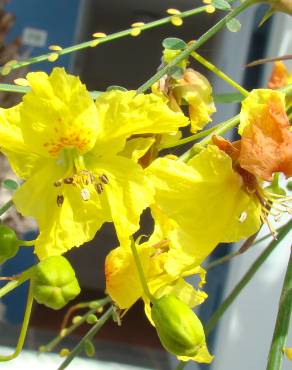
[212, 0, 231, 10]
[2, 179, 19, 191]
[226, 18, 242, 32]
[162, 37, 187, 50]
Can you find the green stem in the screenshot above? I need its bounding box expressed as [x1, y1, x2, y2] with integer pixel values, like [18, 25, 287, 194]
[0, 282, 34, 361]
[0, 6, 208, 75]
[179, 114, 239, 162]
[205, 218, 292, 337]
[0, 266, 35, 298]
[191, 51, 249, 96]
[0, 199, 13, 217]
[137, 0, 255, 94]
[41, 297, 111, 353]
[266, 247, 292, 370]
[57, 306, 113, 370]
[130, 238, 154, 302]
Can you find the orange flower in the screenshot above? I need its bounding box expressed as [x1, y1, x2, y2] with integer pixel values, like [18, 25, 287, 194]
[238, 89, 292, 181]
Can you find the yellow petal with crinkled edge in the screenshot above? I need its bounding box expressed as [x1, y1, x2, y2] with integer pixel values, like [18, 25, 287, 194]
[105, 245, 152, 309]
[86, 155, 155, 246]
[13, 160, 108, 259]
[0, 104, 44, 179]
[178, 342, 213, 363]
[19, 67, 99, 158]
[239, 89, 286, 135]
[93, 90, 189, 157]
[146, 145, 261, 267]
[173, 69, 216, 133]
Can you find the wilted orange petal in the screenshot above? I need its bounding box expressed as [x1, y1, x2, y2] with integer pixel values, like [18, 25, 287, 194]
[239, 95, 292, 181]
[268, 61, 289, 89]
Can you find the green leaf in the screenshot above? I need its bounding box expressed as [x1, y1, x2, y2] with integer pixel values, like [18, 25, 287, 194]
[168, 66, 184, 79]
[106, 85, 127, 92]
[2, 179, 19, 191]
[226, 18, 241, 32]
[213, 92, 244, 104]
[212, 0, 231, 10]
[162, 37, 187, 51]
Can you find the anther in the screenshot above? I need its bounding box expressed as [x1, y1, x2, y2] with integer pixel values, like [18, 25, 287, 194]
[81, 188, 90, 201]
[54, 180, 62, 187]
[57, 195, 64, 207]
[63, 177, 74, 184]
[95, 183, 104, 194]
[99, 174, 109, 184]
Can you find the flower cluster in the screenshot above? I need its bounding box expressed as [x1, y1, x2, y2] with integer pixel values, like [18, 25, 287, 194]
[0, 65, 291, 363]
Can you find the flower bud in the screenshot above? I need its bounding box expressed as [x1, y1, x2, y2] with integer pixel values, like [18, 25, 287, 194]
[31, 256, 80, 310]
[151, 294, 206, 357]
[0, 225, 20, 264]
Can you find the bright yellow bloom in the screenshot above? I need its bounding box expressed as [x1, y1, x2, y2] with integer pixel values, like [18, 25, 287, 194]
[105, 236, 212, 363]
[0, 67, 188, 259]
[145, 145, 262, 272]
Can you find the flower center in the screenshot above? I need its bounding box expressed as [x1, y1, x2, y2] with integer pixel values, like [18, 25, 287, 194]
[53, 149, 109, 206]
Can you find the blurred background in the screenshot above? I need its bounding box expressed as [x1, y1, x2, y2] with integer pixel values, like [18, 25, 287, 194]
[0, 0, 291, 369]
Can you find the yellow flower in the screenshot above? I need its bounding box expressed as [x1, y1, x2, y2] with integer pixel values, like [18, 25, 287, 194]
[0, 67, 188, 259]
[153, 68, 216, 133]
[105, 236, 212, 363]
[145, 145, 262, 272]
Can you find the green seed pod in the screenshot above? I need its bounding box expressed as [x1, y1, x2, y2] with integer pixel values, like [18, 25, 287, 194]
[151, 294, 205, 357]
[0, 225, 20, 264]
[31, 256, 81, 310]
[84, 340, 95, 357]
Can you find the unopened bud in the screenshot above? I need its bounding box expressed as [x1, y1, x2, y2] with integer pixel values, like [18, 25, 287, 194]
[151, 295, 206, 357]
[0, 225, 20, 264]
[31, 256, 80, 310]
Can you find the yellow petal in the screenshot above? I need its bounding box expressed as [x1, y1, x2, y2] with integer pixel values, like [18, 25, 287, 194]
[19, 67, 99, 158]
[93, 90, 189, 157]
[0, 105, 43, 179]
[86, 155, 155, 245]
[146, 146, 261, 267]
[119, 137, 155, 162]
[178, 341, 213, 363]
[13, 160, 107, 259]
[105, 245, 152, 309]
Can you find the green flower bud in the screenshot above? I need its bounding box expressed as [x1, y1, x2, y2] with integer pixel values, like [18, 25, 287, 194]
[151, 294, 206, 357]
[0, 225, 20, 264]
[31, 256, 80, 310]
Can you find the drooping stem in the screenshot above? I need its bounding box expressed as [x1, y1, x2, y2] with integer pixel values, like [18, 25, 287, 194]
[137, 0, 255, 94]
[205, 218, 292, 337]
[0, 282, 34, 361]
[266, 246, 292, 370]
[130, 238, 154, 302]
[0, 6, 208, 75]
[191, 51, 249, 96]
[57, 306, 113, 370]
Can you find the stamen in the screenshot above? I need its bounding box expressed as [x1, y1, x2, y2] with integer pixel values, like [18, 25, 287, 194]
[81, 188, 90, 201]
[57, 195, 64, 207]
[99, 174, 109, 184]
[95, 183, 104, 194]
[63, 177, 74, 184]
